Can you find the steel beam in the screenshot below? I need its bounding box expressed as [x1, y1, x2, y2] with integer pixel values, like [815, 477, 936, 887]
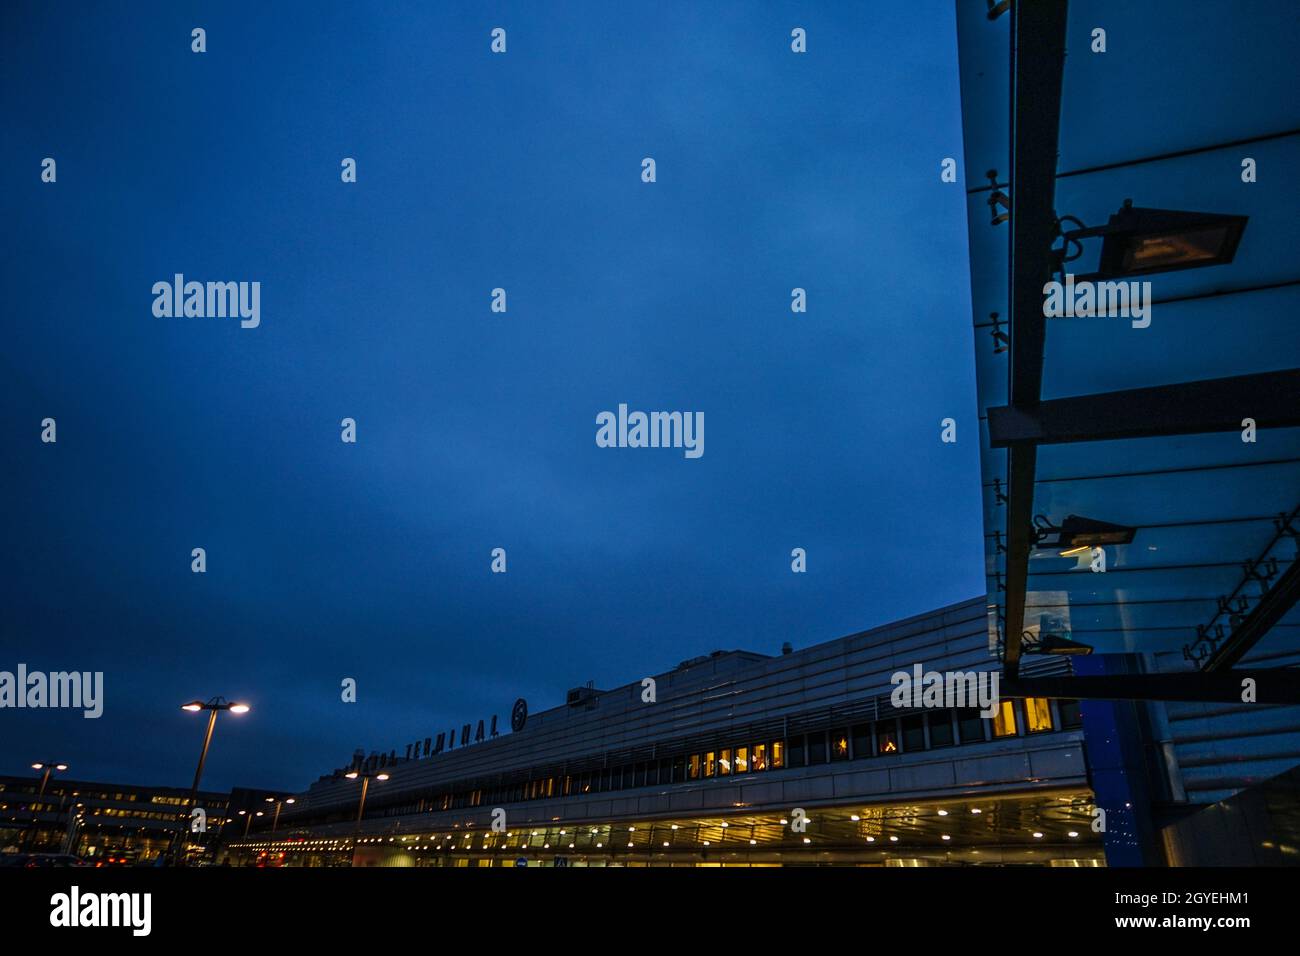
[1000, 0, 1069, 675]
[1003, 669, 1300, 704]
[989, 368, 1300, 447]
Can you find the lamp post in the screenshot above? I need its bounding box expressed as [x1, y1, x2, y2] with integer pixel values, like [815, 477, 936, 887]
[345, 769, 388, 848]
[173, 697, 250, 864]
[22, 762, 68, 851]
[237, 809, 264, 839]
[265, 796, 295, 833]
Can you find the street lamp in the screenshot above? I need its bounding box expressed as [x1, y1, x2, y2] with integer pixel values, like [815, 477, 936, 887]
[345, 770, 388, 838]
[173, 696, 250, 863]
[265, 796, 296, 833]
[237, 808, 265, 840]
[22, 762, 69, 850]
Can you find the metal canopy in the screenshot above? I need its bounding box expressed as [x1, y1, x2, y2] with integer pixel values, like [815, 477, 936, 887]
[956, 0, 1300, 693]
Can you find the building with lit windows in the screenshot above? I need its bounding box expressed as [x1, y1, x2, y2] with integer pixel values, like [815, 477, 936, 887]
[0, 776, 230, 863]
[233, 597, 1106, 867]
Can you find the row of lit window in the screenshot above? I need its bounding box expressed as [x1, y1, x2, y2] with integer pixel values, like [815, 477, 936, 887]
[359, 699, 1079, 823]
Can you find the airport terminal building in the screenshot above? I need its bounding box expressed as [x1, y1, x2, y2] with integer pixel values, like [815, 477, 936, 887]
[234, 598, 1105, 866]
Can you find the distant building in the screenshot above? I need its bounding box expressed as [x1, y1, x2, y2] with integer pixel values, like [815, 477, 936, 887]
[0, 776, 290, 863]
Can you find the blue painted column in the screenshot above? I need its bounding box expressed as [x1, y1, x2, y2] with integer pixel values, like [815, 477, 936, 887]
[1075, 653, 1166, 866]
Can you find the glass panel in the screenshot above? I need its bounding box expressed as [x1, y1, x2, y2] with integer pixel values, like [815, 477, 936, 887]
[751, 743, 767, 771]
[902, 715, 926, 752]
[787, 736, 804, 768]
[928, 712, 954, 748]
[992, 701, 1018, 738]
[688, 754, 701, 780]
[771, 740, 784, 769]
[704, 751, 716, 778]
[1058, 699, 1083, 730]
[957, 708, 986, 744]
[735, 746, 749, 774]
[1024, 697, 1054, 733]
[718, 748, 732, 776]
[851, 723, 872, 757]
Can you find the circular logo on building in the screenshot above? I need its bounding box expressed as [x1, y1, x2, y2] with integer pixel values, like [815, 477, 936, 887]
[511, 697, 528, 733]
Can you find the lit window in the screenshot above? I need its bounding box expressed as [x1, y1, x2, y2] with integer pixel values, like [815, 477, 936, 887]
[752, 743, 767, 771]
[830, 729, 849, 761]
[735, 747, 749, 774]
[992, 701, 1018, 737]
[1024, 697, 1053, 733]
[704, 751, 716, 777]
[877, 724, 898, 755]
[771, 741, 784, 769]
[718, 749, 732, 775]
[688, 755, 701, 780]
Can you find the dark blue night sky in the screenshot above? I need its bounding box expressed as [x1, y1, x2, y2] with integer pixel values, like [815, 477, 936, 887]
[1, 2, 981, 793]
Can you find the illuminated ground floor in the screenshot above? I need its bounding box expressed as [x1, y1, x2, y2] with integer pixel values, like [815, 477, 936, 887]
[227, 788, 1104, 867]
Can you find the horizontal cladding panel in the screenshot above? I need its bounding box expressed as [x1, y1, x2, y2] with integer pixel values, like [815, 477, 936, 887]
[307, 737, 1088, 833]
[299, 600, 990, 807]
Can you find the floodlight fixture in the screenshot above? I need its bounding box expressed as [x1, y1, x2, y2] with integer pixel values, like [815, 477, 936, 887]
[1056, 200, 1247, 280]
